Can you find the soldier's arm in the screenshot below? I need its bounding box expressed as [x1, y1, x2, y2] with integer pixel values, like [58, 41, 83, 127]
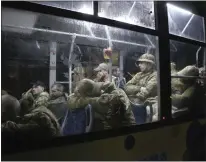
[124, 74, 141, 95]
[102, 82, 116, 93]
[2, 120, 41, 135]
[171, 86, 195, 108]
[3, 112, 59, 137]
[136, 75, 157, 101]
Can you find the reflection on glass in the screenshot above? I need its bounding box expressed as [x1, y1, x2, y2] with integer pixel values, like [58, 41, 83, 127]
[33, 1, 93, 15]
[170, 41, 206, 118]
[167, 3, 205, 42]
[2, 7, 159, 146]
[98, 1, 155, 29]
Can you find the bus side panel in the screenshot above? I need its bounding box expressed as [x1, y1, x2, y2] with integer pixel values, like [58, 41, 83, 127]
[3, 119, 206, 161]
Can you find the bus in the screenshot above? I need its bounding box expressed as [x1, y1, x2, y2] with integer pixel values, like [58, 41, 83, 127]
[1, 1, 206, 161]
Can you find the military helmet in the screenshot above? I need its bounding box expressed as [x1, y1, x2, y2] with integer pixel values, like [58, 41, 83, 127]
[177, 65, 199, 76]
[137, 53, 155, 65]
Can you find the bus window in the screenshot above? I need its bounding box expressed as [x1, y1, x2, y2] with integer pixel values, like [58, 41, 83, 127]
[98, 1, 155, 29]
[170, 41, 206, 118]
[1, 6, 160, 145]
[167, 3, 205, 42]
[33, 1, 93, 15]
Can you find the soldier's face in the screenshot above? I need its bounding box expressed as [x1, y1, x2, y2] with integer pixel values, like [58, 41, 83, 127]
[32, 85, 43, 95]
[139, 62, 148, 72]
[50, 86, 63, 98]
[96, 70, 108, 80]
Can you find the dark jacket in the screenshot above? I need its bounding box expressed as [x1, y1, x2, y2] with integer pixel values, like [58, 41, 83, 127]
[48, 96, 68, 126]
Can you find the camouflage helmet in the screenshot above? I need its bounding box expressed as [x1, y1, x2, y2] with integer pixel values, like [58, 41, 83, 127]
[177, 65, 199, 76]
[137, 53, 155, 65]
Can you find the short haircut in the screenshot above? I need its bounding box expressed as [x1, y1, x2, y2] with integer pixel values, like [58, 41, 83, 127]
[51, 83, 65, 92]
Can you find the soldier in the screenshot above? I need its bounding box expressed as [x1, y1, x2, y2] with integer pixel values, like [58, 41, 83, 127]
[146, 65, 201, 120]
[172, 65, 200, 109]
[124, 53, 157, 104]
[2, 94, 20, 123]
[22, 81, 49, 108]
[94, 62, 117, 85]
[48, 83, 68, 126]
[2, 91, 60, 145]
[67, 79, 136, 131]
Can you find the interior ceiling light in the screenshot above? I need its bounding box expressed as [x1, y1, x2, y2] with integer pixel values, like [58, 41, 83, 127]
[167, 3, 192, 15]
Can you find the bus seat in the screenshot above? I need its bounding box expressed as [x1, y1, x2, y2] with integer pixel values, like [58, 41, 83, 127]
[130, 102, 146, 125]
[85, 104, 93, 133]
[118, 78, 126, 90]
[61, 104, 93, 136]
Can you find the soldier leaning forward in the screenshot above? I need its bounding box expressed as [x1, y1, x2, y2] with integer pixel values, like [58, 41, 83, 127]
[67, 79, 136, 131]
[2, 91, 60, 146]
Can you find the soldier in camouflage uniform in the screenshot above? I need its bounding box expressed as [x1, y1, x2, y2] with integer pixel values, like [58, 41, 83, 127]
[94, 63, 118, 86]
[2, 94, 20, 123]
[48, 83, 68, 126]
[124, 53, 157, 104]
[67, 79, 136, 131]
[2, 91, 60, 145]
[146, 65, 200, 120]
[21, 81, 49, 108]
[171, 65, 199, 109]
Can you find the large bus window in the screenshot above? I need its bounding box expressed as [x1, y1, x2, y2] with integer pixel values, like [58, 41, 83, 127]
[1, 7, 159, 145]
[167, 3, 205, 42]
[170, 40, 206, 118]
[33, 1, 93, 15]
[98, 1, 155, 29]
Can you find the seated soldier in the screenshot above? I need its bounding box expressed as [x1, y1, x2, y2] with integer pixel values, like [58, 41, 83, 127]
[48, 83, 68, 126]
[2, 94, 20, 123]
[94, 62, 118, 85]
[67, 79, 136, 131]
[21, 81, 49, 108]
[1, 94, 20, 149]
[124, 53, 157, 104]
[146, 65, 200, 121]
[2, 92, 60, 145]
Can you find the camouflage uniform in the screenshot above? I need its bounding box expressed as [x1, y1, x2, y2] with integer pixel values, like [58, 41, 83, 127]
[22, 91, 49, 108]
[171, 65, 199, 109]
[125, 54, 157, 104]
[48, 94, 68, 126]
[146, 65, 200, 119]
[2, 105, 60, 143]
[68, 79, 136, 131]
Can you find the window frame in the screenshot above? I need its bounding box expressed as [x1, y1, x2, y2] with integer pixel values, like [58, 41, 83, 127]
[2, 1, 206, 155]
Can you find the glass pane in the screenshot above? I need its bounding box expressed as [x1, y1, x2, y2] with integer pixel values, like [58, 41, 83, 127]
[33, 1, 93, 15]
[98, 1, 155, 29]
[2, 7, 159, 144]
[170, 40, 206, 118]
[167, 3, 205, 42]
